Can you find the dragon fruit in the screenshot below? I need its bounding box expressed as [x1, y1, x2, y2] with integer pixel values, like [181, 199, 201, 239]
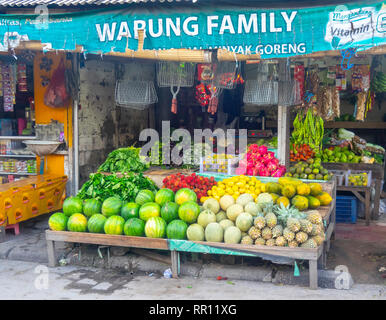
[259, 167, 270, 176]
[266, 160, 278, 173]
[257, 145, 268, 155]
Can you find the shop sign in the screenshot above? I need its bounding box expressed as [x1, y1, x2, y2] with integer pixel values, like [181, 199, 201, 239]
[0, 1, 384, 58]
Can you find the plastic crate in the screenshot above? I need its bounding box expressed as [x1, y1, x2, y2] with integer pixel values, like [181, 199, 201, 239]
[336, 195, 357, 223]
[346, 170, 372, 187]
[330, 169, 346, 186]
[199, 155, 240, 175]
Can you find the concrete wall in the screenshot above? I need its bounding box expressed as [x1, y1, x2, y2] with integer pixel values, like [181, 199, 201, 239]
[78, 59, 152, 185]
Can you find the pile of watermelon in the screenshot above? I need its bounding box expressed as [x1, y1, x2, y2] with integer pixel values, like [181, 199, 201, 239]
[48, 187, 204, 240]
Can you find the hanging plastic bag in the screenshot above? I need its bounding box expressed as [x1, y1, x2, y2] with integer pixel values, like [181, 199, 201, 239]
[44, 59, 70, 108]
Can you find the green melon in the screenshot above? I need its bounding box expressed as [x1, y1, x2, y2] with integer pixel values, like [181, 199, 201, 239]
[139, 202, 161, 221]
[178, 201, 200, 224]
[197, 209, 216, 228]
[104, 215, 125, 235]
[121, 202, 140, 220]
[144, 217, 167, 238]
[175, 188, 197, 205]
[205, 222, 224, 242]
[219, 219, 235, 230]
[155, 188, 175, 207]
[166, 220, 188, 240]
[87, 214, 107, 233]
[63, 197, 83, 217]
[83, 199, 102, 218]
[160, 202, 179, 224]
[102, 197, 123, 217]
[48, 212, 68, 231]
[224, 226, 242, 244]
[135, 189, 155, 206]
[235, 212, 253, 232]
[123, 218, 145, 237]
[186, 223, 205, 241]
[67, 213, 87, 232]
[216, 210, 227, 222]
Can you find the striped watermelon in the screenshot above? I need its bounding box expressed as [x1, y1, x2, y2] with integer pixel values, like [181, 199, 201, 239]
[83, 199, 102, 218]
[166, 220, 188, 240]
[175, 188, 197, 205]
[155, 188, 174, 207]
[139, 202, 161, 221]
[178, 201, 200, 224]
[104, 215, 125, 235]
[87, 214, 107, 233]
[48, 212, 68, 231]
[121, 202, 140, 220]
[67, 213, 88, 232]
[160, 202, 179, 223]
[102, 197, 123, 217]
[63, 197, 83, 217]
[135, 189, 155, 206]
[123, 218, 145, 237]
[144, 217, 166, 238]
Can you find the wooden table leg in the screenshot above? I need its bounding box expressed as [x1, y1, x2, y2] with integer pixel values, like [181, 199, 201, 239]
[0, 226, 6, 243]
[372, 179, 381, 220]
[171, 250, 180, 279]
[309, 259, 318, 290]
[365, 188, 371, 226]
[47, 240, 57, 267]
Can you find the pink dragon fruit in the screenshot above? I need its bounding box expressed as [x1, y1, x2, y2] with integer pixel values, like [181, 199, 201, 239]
[259, 167, 270, 176]
[235, 167, 247, 175]
[247, 168, 254, 176]
[271, 166, 286, 177]
[266, 160, 278, 173]
[257, 145, 268, 155]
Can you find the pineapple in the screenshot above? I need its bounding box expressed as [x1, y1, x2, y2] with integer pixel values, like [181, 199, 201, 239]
[272, 225, 283, 238]
[295, 231, 308, 244]
[300, 238, 317, 248]
[283, 227, 295, 241]
[286, 217, 301, 232]
[312, 233, 325, 246]
[275, 236, 287, 247]
[241, 235, 254, 245]
[299, 219, 313, 234]
[274, 203, 306, 226]
[262, 202, 275, 217]
[254, 238, 266, 246]
[265, 212, 277, 228]
[248, 226, 261, 240]
[307, 210, 323, 224]
[310, 223, 323, 236]
[254, 216, 266, 229]
[265, 239, 276, 246]
[288, 240, 299, 248]
[261, 227, 273, 240]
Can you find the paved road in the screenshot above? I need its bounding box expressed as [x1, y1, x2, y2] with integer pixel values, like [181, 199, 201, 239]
[1, 260, 385, 300]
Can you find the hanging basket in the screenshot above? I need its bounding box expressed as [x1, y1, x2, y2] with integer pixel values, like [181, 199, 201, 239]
[115, 80, 158, 110]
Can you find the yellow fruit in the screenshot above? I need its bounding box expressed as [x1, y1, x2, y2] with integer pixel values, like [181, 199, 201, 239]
[260, 184, 266, 192]
[276, 196, 290, 207]
[278, 177, 303, 187]
[291, 195, 309, 211]
[207, 190, 212, 196]
[309, 183, 323, 196]
[270, 193, 280, 203]
[281, 185, 296, 198]
[316, 192, 333, 206]
[306, 196, 321, 209]
[266, 182, 281, 194]
[296, 183, 311, 196]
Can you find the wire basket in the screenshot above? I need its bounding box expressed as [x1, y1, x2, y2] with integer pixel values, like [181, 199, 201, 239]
[157, 61, 196, 87]
[115, 80, 158, 110]
[243, 80, 278, 105]
[278, 80, 302, 107]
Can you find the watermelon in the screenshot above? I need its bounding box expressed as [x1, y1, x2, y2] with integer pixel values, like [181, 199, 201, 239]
[63, 197, 83, 217]
[178, 201, 200, 224]
[121, 202, 140, 220]
[67, 213, 87, 232]
[83, 199, 102, 218]
[87, 214, 107, 233]
[160, 202, 179, 223]
[48, 212, 68, 231]
[175, 188, 197, 205]
[102, 197, 123, 217]
[135, 189, 155, 205]
[144, 217, 166, 238]
[166, 220, 188, 240]
[155, 188, 174, 207]
[123, 218, 145, 237]
[104, 215, 125, 235]
[139, 202, 161, 221]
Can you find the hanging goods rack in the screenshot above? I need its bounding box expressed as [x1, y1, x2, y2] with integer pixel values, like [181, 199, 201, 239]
[115, 80, 158, 110]
[203, 60, 239, 115]
[157, 61, 196, 114]
[277, 59, 302, 107]
[243, 61, 278, 105]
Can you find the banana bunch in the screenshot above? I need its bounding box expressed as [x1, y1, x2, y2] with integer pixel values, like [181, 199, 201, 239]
[371, 72, 386, 93]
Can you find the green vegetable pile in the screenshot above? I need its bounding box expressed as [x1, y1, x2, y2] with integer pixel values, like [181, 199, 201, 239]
[98, 147, 149, 173]
[292, 108, 324, 153]
[77, 172, 158, 202]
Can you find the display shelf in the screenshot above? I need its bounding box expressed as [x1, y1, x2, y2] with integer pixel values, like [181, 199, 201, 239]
[0, 154, 36, 158]
[0, 136, 37, 140]
[0, 171, 37, 176]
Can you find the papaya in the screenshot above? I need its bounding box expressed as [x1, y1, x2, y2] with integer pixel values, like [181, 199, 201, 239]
[291, 195, 309, 211]
[309, 183, 323, 196]
[316, 192, 333, 206]
[281, 185, 296, 198]
[306, 196, 321, 209]
[266, 182, 281, 194]
[296, 183, 311, 196]
[276, 196, 290, 208]
[269, 193, 280, 203]
[278, 177, 303, 187]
